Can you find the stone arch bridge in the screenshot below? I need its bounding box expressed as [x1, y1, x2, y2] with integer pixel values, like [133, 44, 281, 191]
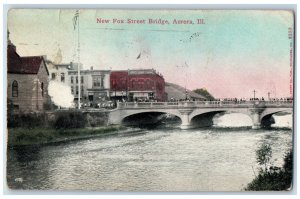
[108, 100, 293, 129]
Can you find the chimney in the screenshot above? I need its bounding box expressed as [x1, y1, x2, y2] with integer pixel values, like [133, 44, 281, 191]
[90, 66, 93, 70]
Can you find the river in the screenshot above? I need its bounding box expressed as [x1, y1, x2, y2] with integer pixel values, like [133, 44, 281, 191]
[6, 114, 293, 192]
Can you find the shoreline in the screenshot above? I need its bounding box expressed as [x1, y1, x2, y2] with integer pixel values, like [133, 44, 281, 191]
[7, 125, 142, 148]
[7, 125, 292, 148]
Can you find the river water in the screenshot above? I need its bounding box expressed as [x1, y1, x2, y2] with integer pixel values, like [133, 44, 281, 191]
[6, 114, 293, 192]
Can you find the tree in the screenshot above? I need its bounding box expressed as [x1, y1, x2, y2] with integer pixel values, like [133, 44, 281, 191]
[193, 88, 215, 100]
[256, 143, 272, 171]
[245, 143, 293, 191]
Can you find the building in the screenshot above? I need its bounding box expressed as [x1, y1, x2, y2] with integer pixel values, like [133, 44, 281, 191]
[68, 68, 111, 104]
[46, 61, 82, 84]
[110, 69, 166, 102]
[7, 38, 49, 112]
[46, 59, 111, 106]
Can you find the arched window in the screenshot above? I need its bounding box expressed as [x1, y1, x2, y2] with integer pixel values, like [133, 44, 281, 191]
[41, 82, 44, 97]
[12, 80, 18, 97]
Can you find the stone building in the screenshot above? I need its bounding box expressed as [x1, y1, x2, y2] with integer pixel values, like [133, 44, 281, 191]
[7, 40, 49, 112]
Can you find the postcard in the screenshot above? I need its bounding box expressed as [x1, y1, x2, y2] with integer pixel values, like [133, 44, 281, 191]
[6, 8, 294, 192]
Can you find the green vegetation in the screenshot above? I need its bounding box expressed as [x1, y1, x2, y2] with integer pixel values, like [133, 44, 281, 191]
[7, 111, 116, 147]
[193, 88, 215, 100]
[7, 111, 92, 129]
[54, 111, 87, 129]
[256, 143, 272, 171]
[7, 125, 126, 147]
[245, 143, 293, 191]
[7, 112, 48, 128]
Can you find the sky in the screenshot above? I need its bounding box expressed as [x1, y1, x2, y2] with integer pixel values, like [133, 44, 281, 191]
[7, 9, 294, 98]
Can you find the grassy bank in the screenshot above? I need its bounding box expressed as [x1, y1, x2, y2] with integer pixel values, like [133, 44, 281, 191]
[7, 125, 126, 147]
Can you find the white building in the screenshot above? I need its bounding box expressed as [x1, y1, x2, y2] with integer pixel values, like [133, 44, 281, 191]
[68, 69, 111, 103]
[46, 61, 111, 106]
[46, 61, 82, 85]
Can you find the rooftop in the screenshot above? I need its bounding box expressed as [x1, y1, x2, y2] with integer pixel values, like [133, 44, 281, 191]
[7, 44, 47, 75]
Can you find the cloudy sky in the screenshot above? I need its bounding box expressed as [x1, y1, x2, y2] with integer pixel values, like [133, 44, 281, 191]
[8, 9, 294, 98]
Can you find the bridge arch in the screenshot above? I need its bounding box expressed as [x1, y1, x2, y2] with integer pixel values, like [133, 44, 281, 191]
[190, 111, 226, 127]
[189, 108, 251, 119]
[260, 108, 292, 119]
[260, 109, 293, 128]
[189, 109, 253, 128]
[118, 109, 183, 126]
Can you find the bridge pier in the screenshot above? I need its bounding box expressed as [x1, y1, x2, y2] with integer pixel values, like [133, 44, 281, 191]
[179, 109, 193, 129]
[249, 108, 265, 129]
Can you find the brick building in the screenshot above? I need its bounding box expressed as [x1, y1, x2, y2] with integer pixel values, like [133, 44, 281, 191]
[7, 39, 49, 112]
[110, 69, 166, 102]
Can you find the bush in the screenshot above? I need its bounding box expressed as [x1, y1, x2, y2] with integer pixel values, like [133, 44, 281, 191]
[245, 146, 293, 191]
[246, 167, 292, 190]
[7, 112, 47, 128]
[8, 111, 90, 129]
[54, 111, 87, 129]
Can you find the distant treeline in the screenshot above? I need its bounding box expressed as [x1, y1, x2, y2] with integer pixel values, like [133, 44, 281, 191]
[193, 88, 215, 100]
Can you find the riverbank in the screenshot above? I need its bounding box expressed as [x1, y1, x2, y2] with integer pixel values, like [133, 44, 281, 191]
[7, 125, 133, 147]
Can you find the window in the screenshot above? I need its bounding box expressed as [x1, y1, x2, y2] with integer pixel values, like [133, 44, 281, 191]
[61, 73, 65, 82]
[71, 86, 74, 94]
[76, 76, 78, 84]
[139, 81, 144, 89]
[71, 76, 74, 84]
[76, 86, 78, 94]
[93, 76, 101, 87]
[132, 80, 138, 89]
[12, 80, 18, 97]
[51, 73, 56, 80]
[41, 82, 44, 97]
[81, 76, 84, 84]
[13, 104, 19, 110]
[101, 76, 104, 88]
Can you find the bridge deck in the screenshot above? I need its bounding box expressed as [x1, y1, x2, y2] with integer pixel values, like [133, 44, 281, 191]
[117, 100, 293, 109]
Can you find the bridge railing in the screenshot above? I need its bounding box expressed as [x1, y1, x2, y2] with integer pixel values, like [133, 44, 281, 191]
[117, 99, 293, 109]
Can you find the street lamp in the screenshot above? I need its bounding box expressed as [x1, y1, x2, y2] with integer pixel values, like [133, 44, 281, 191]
[112, 80, 117, 107]
[253, 89, 256, 99]
[185, 87, 188, 100]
